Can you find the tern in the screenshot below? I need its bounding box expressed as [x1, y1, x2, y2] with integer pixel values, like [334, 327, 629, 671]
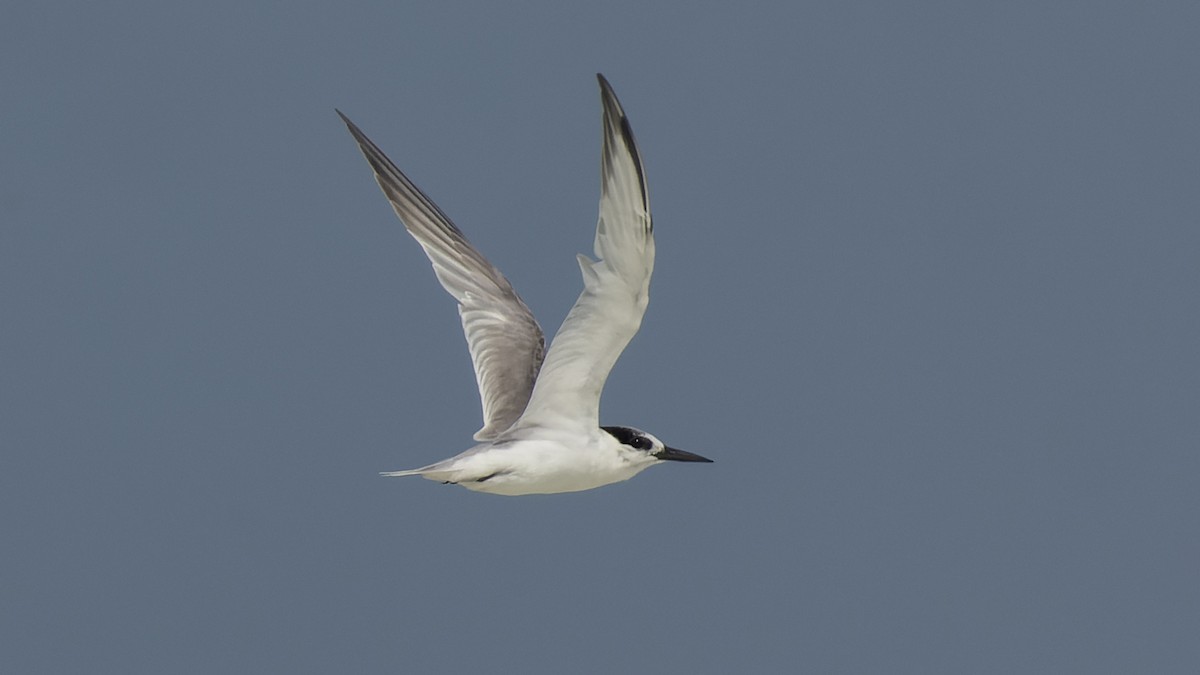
[338, 75, 711, 496]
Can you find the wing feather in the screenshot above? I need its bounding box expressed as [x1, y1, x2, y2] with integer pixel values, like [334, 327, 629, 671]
[338, 112, 545, 440]
[509, 75, 654, 433]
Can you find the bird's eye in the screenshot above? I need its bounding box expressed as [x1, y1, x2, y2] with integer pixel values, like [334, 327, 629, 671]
[633, 436, 652, 451]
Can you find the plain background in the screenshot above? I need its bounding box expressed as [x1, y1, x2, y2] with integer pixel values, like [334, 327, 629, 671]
[3, 2, 1198, 673]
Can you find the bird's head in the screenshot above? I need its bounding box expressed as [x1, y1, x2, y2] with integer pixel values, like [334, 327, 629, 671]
[602, 425, 713, 465]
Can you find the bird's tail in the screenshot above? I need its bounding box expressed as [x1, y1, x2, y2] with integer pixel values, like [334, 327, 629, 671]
[379, 469, 425, 478]
[381, 458, 457, 481]
[380, 464, 457, 482]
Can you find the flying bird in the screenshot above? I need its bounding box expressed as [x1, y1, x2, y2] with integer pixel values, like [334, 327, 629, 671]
[338, 74, 710, 495]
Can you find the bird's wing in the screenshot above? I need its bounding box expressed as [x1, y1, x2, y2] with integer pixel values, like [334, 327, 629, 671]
[509, 75, 654, 434]
[338, 111, 545, 441]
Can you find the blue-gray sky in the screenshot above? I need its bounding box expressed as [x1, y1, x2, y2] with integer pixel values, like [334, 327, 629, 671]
[3, 2, 1198, 673]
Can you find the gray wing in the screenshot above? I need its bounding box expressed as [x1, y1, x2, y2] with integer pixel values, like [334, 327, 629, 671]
[509, 75, 655, 434]
[338, 111, 545, 440]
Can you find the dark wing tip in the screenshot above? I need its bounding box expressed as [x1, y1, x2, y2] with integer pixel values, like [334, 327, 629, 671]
[595, 75, 651, 221]
[596, 73, 627, 123]
[596, 73, 615, 100]
[335, 113, 391, 181]
[336, 109, 372, 147]
[335, 108, 471, 241]
[335, 108, 355, 130]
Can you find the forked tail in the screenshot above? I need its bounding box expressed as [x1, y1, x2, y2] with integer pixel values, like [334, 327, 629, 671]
[379, 469, 425, 478]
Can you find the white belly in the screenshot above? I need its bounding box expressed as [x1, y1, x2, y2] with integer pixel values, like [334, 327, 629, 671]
[425, 439, 653, 496]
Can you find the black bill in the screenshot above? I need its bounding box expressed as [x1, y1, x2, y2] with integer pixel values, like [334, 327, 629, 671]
[655, 446, 713, 463]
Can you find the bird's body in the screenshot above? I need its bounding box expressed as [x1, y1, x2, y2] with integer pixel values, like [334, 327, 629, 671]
[339, 75, 710, 496]
[383, 427, 659, 496]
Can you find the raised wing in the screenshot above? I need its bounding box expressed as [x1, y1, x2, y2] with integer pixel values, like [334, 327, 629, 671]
[338, 111, 545, 440]
[509, 75, 655, 434]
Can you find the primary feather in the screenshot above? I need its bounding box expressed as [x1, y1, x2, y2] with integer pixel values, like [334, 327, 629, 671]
[337, 111, 546, 440]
